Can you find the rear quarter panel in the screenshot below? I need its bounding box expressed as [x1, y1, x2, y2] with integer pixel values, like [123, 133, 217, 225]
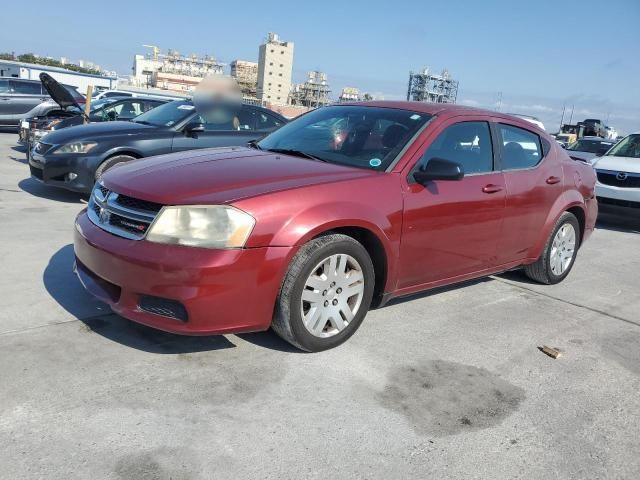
[527, 146, 597, 259]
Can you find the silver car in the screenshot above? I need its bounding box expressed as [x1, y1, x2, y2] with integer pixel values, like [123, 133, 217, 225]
[0, 77, 81, 130]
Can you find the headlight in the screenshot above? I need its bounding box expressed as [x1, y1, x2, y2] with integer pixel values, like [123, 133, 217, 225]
[146, 206, 255, 249]
[54, 142, 97, 154]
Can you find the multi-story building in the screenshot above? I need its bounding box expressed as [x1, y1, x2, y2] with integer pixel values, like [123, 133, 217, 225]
[257, 33, 294, 105]
[230, 60, 258, 96]
[131, 48, 224, 89]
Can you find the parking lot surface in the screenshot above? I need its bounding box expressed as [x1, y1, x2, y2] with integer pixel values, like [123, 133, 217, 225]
[1, 130, 639, 479]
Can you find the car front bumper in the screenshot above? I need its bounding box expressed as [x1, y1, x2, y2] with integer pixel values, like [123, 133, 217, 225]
[29, 149, 103, 193]
[596, 182, 640, 209]
[73, 210, 293, 335]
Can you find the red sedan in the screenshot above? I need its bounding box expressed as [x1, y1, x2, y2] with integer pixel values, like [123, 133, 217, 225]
[74, 102, 597, 352]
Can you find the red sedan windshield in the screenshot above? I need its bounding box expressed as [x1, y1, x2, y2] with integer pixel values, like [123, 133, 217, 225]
[258, 105, 432, 170]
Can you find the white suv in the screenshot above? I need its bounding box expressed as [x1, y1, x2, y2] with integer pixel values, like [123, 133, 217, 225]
[592, 132, 640, 210]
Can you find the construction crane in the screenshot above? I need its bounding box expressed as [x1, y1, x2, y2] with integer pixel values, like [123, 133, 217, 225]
[142, 45, 160, 61]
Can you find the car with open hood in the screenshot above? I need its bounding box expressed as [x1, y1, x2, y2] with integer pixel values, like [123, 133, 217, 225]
[592, 132, 640, 211]
[2, 75, 83, 130]
[29, 99, 287, 193]
[17, 73, 86, 144]
[22, 73, 168, 150]
[73, 101, 598, 352]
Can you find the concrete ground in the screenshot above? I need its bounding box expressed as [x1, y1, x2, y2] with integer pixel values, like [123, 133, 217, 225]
[0, 130, 638, 480]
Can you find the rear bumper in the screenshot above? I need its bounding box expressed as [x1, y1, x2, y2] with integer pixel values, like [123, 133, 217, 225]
[29, 150, 102, 193]
[73, 210, 293, 335]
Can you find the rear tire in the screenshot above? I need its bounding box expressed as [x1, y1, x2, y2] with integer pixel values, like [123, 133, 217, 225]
[272, 234, 375, 352]
[94, 154, 136, 180]
[524, 212, 580, 285]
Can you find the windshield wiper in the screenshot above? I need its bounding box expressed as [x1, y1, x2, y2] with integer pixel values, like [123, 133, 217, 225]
[133, 120, 153, 126]
[266, 148, 328, 162]
[247, 139, 263, 150]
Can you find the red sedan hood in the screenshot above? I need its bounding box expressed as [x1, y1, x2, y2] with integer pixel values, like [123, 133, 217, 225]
[102, 146, 376, 205]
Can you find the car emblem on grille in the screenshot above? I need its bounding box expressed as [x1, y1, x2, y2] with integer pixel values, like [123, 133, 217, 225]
[616, 172, 628, 181]
[98, 207, 111, 224]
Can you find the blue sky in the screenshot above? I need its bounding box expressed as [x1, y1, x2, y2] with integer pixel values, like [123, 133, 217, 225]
[1, 0, 639, 133]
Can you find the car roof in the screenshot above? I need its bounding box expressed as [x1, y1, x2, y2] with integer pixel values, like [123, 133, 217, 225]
[336, 101, 547, 133]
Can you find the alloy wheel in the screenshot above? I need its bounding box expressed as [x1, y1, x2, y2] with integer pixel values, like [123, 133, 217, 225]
[300, 253, 365, 338]
[550, 223, 576, 276]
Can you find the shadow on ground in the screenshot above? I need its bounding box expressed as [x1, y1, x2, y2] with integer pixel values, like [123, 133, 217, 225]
[19, 177, 87, 204]
[43, 244, 297, 353]
[385, 277, 493, 307]
[596, 211, 640, 234]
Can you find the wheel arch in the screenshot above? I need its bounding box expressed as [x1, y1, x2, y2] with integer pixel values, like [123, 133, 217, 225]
[311, 225, 389, 308]
[527, 191, 587, 260]
[104, 149, 143, 160]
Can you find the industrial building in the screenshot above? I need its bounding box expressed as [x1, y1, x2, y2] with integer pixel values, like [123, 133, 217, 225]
[338, 87, 361, 102]
[257, 33, 294, 106]
[0, 59, 117, 91]
[290, 71, 331, 108]
[230, 60, 258, 97]
[131, 46, 224, 92]
[407, 68, 458, 104]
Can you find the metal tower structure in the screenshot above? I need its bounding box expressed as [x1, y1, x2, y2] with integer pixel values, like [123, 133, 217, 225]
[407, 68, 459, 104]
[289, 71, 331, 108]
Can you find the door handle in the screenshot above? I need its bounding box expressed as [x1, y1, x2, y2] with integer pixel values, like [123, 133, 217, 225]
[482, 184, 503, 194]
[546, 176, 561, 185]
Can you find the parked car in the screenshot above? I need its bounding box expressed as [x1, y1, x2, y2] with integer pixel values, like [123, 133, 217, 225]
[73, 102, 597, 352]
[93, 89, 184, 101]
[592, 132, 640, 210]
[24, 97, 167, 150]
[29, 99, 287, 193]
[1, 76, 83, 128]
[564, 136, 615, 162]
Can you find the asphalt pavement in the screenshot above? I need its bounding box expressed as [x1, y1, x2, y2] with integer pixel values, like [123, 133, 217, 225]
[0, 130, 638, 479]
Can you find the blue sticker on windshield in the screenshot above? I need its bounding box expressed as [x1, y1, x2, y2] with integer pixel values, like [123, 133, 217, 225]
[369, 158, 382, 167]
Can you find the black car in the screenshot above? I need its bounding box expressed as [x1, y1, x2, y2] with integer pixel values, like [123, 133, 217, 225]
[21, 73, 167, 149]
[25, 97, 167, 148]
[29, 99, 287, 193]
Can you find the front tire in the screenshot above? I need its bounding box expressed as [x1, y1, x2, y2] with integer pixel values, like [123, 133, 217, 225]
[524, 212, 580, 284]
[272, 234, 375, 352]
[94, 154, 136, 180]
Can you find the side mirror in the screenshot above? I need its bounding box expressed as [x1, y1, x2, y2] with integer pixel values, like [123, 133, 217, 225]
[184, 122, 205, 136]
[413, 158, 464, 184]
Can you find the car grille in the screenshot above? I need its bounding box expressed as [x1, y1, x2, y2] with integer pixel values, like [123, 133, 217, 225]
[139, 295, 188, 322]
[87, 183, 163, 240]
[597, 170, 640, 189]
[34, 142, 53, 155]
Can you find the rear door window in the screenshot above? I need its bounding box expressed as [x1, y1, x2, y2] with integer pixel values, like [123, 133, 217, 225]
[10, 80, 42, 95]
[498, 124, 543, 170]
[255, 110, 283, 131]
[0, 79, 9, 93]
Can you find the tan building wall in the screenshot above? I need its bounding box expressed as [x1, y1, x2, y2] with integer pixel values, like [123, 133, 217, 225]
[257, 33, 294, 106]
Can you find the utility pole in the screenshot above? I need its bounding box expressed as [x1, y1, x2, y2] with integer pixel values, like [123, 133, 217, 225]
[559, 104, 566, 132]
[496, 92, 503, 112]
[568, 105, 574, 125]
[84, 85, 93, 124]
